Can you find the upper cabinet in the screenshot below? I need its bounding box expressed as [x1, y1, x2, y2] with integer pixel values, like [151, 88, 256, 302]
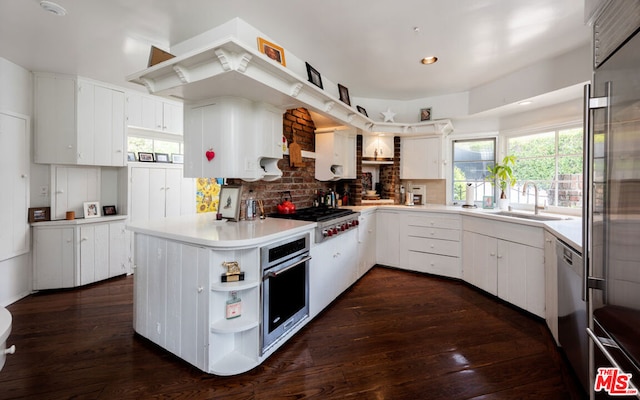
[34, 73, 126, 167]
[127, 91, 183, 135]
[315, 128, 356, 181]
[362, 135, 394, 164]
[400, 136, 443, 180]
[183, 96, 283, 181]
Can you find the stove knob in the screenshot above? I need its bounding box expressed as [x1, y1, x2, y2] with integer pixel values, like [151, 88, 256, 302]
[354, 219, 359, 226]
[326, 230, 333, 237]
[323, 230, 329, 237]
[332, 227, 338, 235]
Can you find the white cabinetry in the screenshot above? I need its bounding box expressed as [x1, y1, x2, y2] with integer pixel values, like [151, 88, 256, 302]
[133, 233, 263, 375]
[376, 210, 400, 267]
[399, 212, 461, 278]
[34, 73, 126, 166]
[33, 217, 128, 290]
[544, 231, 559, 344]
[400, 136, 442, 179]
[127, 164, 195, 222]
[126, 91, 183, 134]
[357, 211, 377, 278]
[184, 97, 283, 181]
[0, 111, 29, 261]
[362, 135, 394, 162]
[462, 216, 545, 317]
[315, 128, 357, 181]
[310, 229, 358, 319]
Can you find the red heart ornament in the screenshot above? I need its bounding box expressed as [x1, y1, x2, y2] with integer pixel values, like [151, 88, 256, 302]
[205, 149, 215, 161]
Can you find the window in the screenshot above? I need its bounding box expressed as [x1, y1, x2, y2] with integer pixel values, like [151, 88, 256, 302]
[128, 136, 182, 157]
[452, 139, 496, 204]
[507, 127, 583, 209]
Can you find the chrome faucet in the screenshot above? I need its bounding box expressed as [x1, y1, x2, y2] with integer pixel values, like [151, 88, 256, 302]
[522, 181, 542, 215]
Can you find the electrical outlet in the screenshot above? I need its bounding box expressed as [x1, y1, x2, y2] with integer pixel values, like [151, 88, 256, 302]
[39, 185, 48, 197]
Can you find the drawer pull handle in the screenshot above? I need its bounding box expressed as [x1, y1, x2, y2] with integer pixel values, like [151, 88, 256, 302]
[3, 345, 15, 355]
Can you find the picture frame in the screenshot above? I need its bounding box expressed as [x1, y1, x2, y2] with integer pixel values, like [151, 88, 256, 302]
[218, 185, 242, 221]
[103, 205, 117, 216]
[127, 152, 136, 162]
[338, 84, 351, 106]
[138, 152, 154, 162]
[305, 62, 323, 89]
[84, 201, 101, 218]
[257, 37, 286, 67]
[413, 194, 423, 206]
[356, 106, 368, 117]
[483, 196, 494, 209]
[420, 107, 432, 121]
[28, 207, 50, 223]
[171, 153, 184, 164]
[155, 153, 170, 163]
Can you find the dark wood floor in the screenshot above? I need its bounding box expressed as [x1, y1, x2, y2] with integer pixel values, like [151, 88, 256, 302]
[1, 266, 586, 400]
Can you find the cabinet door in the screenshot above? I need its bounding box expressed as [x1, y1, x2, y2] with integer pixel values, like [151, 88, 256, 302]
[400, 136, 441, 179]
[34, 74, 77, 164]
[93, 224, 110, 282]
[0, 112, 29, 260]
[340, 131, 357, 179]
[357, 213, 377, 278]
[149, 168, 167, 220]
[33, 227, 75, 290]
[109, 221, 128, 278]
[544, 232, 559, 343]
[163, 101, 183, 134]
[497, 240, 545, 317]
[310, 241, 339, 318]
[255, 104, 283, 159]
[130, 167, 151, 222]
[76, 80, 95, 165]
[462, 231, 498, 295]
[126, 92, 143, 128]
[79, 225, 96, 285]
[376, 211, 400, 267]
[164, 168, 182, 217]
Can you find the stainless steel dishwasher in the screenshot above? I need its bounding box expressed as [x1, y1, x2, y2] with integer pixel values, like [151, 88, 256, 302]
[557, 240, 588, 392]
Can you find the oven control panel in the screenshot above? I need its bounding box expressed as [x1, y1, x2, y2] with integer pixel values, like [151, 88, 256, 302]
[317, 216, 359, 242]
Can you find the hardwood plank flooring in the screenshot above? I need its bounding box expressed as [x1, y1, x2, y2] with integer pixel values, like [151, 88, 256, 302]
[0, 266, 586, 399]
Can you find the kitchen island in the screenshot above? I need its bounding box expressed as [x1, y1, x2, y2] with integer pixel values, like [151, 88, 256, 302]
[127, 214, 316, 376]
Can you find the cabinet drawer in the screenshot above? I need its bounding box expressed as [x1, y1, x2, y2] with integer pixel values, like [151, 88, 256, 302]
[408, 214, 460, 229]
[406, 225, 460, 241]
[406, 236, 460, 257]
[405, 251, 461, 279]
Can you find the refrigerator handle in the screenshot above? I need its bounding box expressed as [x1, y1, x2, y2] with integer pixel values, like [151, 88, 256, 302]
[583, 84, 593, 302]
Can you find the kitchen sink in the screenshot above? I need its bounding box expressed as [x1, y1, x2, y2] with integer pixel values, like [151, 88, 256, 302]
[493, 211, 570, 221]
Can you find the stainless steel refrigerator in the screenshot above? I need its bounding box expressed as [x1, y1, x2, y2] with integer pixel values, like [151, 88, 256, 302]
[584, 2, 640, 399]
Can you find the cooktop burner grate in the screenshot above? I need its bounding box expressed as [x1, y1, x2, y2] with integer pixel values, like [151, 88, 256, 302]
[269, 207, 354, 222]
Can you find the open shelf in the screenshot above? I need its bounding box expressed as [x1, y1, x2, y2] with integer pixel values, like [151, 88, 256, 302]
[209, 350, 258, 376]
[210, 279, 259, 292]
[211, 315, 259, 334]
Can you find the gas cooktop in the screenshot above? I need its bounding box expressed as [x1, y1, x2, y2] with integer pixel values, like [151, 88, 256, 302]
[269, 207, 355, 222]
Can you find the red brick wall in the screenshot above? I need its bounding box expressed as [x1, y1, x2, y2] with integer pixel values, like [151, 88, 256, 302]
[229, 108, 353, 217]
[379, 136, 401, 202]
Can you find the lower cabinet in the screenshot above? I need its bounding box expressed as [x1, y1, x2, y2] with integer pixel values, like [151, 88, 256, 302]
[544, 231, 559, 344]
[462, 216, 545, 318]
[33, 217, 129, 290]
[376, 210, 400, 267]
[310, 229, 358, 319]
[357, 211, 377, 278]
[399, 212, 461, 278]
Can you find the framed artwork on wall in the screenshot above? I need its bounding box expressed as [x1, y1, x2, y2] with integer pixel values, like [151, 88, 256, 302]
[338, 84, 351, 106]
[305, 62, 323, 89]
[356, 106, 368, 117]
[257, 37, 286, 67]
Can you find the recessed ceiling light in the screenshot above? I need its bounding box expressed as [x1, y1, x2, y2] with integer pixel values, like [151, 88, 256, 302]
[518, 101, 533, 106]
[421, 56, 438, 65]
[40, 1, 67, 16]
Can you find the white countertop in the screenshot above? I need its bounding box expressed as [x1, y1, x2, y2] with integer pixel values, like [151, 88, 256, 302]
[31, 215, 128, 227]
[127, 214, 316, 248]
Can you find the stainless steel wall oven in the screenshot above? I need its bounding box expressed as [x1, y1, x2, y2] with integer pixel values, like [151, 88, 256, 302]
[260, 233, 311, 355]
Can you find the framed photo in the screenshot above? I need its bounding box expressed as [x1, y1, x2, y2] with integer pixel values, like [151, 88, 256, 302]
[305, 62, 323, 89]
[338, 84, 351, 106]
[155, 153, 170, 163]
[218, 185, 242, 221]
[257, 37, 286, 67]
[84, 201, 101, 218]
[171, 153, 184, 164]
[356, 106, 368, 117]
[413, 194, 423, 206]
[483, 196, 494, 209]
[138, 152, 154, 162]
[420, 107, 432, 121]
[127, 152, 136, 162]
[28, 207, 50, 223]
[103, 205, 117, 216]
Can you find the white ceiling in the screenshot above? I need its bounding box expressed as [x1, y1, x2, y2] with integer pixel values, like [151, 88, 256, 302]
[0, 0, 590, 119]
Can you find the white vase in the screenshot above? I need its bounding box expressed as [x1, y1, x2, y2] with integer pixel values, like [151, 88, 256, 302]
[498, 198, 509, 210]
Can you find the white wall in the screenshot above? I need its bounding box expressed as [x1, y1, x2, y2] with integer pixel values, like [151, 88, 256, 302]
[0, 57, 33, 306]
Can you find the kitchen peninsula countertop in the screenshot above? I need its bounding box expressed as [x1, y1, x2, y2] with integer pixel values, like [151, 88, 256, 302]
[346, 204, 583, 252]
[127, 213, 316, 248]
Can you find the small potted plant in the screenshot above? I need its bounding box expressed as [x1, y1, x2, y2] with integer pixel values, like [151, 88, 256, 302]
[486, 155, 517, 210]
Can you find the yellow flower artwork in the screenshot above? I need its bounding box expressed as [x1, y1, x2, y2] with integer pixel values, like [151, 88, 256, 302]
[196, 178, 221, 213]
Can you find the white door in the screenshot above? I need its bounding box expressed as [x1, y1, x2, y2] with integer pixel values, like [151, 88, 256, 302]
[462, 231, 498, 295]
[79, 225, 96, 285]
[130, 167, 151, 222]
[376, 211, 400, 267]
[149, 168, 167, 219]
[33, 227, 75, 289]
[93, 224, 110, 282]
[164, 168, 182, 217]
[109, 221, 127, 278]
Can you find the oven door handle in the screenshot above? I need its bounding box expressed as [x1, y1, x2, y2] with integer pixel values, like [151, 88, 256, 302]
[263, 256, 312, 281]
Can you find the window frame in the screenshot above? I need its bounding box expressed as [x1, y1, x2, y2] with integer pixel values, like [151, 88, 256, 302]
[451, 137, 497, 206]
